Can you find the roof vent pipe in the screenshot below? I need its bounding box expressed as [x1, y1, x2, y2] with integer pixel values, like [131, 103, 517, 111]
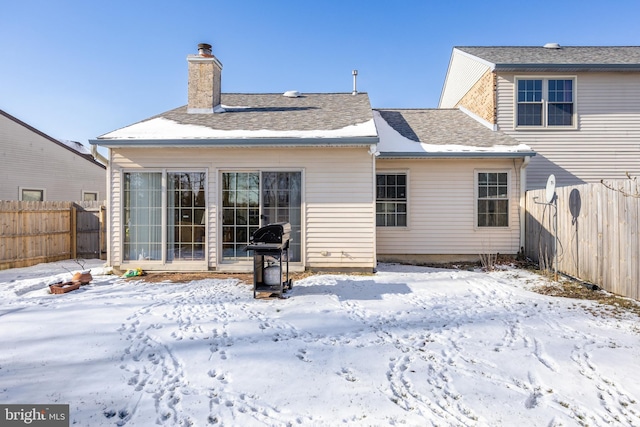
[543, 42, 561, 49]
[352, 69, 358, 95]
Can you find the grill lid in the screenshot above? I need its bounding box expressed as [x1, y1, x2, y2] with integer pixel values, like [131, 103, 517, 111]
[250, 222, 291, 244]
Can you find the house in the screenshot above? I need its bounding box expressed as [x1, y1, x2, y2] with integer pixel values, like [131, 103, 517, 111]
[439, 44, 640, 190]
[92, 43, 533, 273]
[373, 108, 534, 265]
[0, 108, 106, 201]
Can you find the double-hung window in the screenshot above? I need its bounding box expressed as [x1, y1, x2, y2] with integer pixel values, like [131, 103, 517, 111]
[516, 78, 575, 127]
[376, 173, 407, 227]
[477, 172, 509, 227]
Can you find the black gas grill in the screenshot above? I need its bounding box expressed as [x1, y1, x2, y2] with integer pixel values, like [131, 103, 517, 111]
[245, 222, 292, 298]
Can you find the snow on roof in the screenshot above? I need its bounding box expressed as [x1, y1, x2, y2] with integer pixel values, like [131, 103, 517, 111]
[100, 116, 377, 140]
[58, 139, 92, 155]
[373, 110, 532, 154]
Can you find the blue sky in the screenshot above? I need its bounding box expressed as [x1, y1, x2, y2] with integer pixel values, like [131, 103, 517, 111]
[1, 0, 639, 151]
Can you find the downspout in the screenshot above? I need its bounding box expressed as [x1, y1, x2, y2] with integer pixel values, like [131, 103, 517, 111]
[91, 144, 109, 166]
[371, 146, 378, 272]
[519, 156, 531, 253]
[92, 144, 111, 267]
[106, 147, 112, 267]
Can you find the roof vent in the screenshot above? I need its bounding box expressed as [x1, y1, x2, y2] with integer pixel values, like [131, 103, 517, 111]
[352, 69, 358, 95]
[543, 42, 561, 49]
[283, 90, 301, 98]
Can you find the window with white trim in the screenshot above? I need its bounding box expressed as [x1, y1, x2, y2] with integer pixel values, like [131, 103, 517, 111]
[20, 188, 45, 201]
[477, 172, 509, 227]
[82, 191, 98, 202]
[516, 78, 575, 127]
[376, 173, 407, 227]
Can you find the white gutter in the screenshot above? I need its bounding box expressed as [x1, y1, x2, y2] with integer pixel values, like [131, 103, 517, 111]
[519, 156, 531, 251]
[105, 147, 112, 267]
[91, 144, 109, 166]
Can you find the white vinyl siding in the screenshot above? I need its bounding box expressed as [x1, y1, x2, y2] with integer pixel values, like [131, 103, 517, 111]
[376, 159, 523, 256]
[439, 49, 492, 108]
[109, 146, 375, 271]
[0, 113, 105, 201]
[497, 72, 640, 189]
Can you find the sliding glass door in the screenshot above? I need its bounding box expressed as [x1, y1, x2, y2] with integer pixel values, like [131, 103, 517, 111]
[123, 170, 206, 264]
[261, 172, 301, 261]
[123, 172, 162, 261]
[221, 172, 260, 260]
[221, 171, 301, 263]
[167, 172, 206, 261]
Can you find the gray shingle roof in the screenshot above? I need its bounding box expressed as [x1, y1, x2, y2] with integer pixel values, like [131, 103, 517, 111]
[145, 92, 372, 132]
[457, 46, 640, 70]
[376, 108, 523, 148]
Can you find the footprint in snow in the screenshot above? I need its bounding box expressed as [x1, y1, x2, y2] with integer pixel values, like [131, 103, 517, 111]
[296, 349, 311, 362]
[338, 367, 357, 382]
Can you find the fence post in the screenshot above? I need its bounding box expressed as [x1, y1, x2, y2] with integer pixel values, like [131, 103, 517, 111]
[70, 205, 77, 259]
[100, 204, 107, 260]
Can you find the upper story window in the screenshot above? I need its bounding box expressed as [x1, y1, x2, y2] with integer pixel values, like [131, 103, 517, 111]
[516, 78, 575, 128]
[376, 173, 407, 227]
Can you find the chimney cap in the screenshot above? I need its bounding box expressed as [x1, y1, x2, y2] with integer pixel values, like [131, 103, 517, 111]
[198, 43, 213, 56]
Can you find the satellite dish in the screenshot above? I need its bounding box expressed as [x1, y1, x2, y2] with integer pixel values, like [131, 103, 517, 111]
[545, 174, 556, 203]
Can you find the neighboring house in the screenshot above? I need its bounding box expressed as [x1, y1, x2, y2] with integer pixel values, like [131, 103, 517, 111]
[92, 43, 534, 272]
[439, 44, 640, 189]
[0, 108, 106, 201]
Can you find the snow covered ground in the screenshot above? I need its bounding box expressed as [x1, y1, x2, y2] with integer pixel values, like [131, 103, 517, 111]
[1, 260, 639, 426]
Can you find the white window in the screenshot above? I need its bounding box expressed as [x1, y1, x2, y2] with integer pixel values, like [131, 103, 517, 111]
[19, 187, 45, 201]
[82, 191, 98, 201]
[516, 78, 575, 128]
[477, 172, 509, 227]
[376, 173, 407, 227]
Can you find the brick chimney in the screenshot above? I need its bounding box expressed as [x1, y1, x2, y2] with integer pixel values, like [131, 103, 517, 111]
[187, 43, 223, 113]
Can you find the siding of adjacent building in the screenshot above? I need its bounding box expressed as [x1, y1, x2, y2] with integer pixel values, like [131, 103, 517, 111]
[375, 158, 525, 262]
[496, 72, 640, 189]
[108, 146, 376, 272]
[0, 112, 106, 201]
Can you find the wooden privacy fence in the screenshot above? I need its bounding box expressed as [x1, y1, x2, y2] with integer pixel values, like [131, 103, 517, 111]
[525, 180, 639, 300]
[0, 201, 106, 270]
